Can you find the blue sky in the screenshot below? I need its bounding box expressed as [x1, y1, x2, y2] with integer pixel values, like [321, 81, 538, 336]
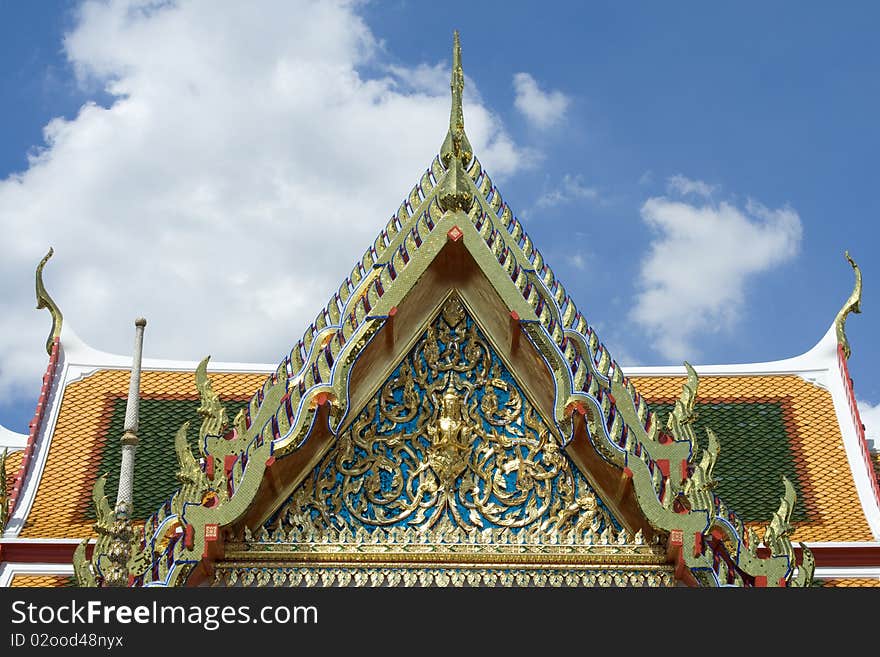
[0, 1, 877, 438]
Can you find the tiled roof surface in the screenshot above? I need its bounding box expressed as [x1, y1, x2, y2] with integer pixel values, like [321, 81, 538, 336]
[4, 450, 23, 502]
[820, 578, 880, 587]
[629, 374, 873, 543]
[17, 368, 874, 544]
[94, 397, 248, 520]
[20, 369, 265, 538]
[9, 574, 75, 587]
[648, 400, 807, 523]
[872, 451, 880, 487]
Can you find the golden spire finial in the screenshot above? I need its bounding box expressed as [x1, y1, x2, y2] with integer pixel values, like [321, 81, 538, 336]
[451, 30, 464, 129]
[835, 250, 862, 360]
[35, 247, 63, 355]
[440, 30, 473, 171]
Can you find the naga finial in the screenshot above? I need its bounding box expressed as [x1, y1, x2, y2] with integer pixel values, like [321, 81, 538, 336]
[74, 470, 149, 587]
[440, 30, 473, 171]
[195, 356, 229, 442]
[834, 250, 862, 360]
[35, 247, 64, 355]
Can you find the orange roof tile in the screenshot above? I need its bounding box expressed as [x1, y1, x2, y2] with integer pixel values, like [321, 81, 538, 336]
[20, 369, 266, 539]
[820, 578, 880, 587]
[4, 450, 23, 500]
[9, 574, 72, 587]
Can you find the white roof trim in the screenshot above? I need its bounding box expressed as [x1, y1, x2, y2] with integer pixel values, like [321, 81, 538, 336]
[824, 351, 880, 540]
[0, 562, 74, 587]
[620, 323, 839, 378]
[803, 541, 880, 548]
[814, 567, 880, 580]
[61, 322, 277, 374]
[0, 425, 27, 451]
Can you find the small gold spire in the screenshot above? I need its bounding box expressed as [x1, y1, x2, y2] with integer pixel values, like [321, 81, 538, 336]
[35, 247, 63, 355]
[450, 30, 464, 131]
[440, 30, 473, 171]
[835, 250, 862, 360]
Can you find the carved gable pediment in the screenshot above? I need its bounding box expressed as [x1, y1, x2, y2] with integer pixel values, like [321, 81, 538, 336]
[214, 296, 670, 586]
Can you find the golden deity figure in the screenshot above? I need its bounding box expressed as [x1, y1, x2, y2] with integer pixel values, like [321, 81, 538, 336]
[426, 384, 472, 491]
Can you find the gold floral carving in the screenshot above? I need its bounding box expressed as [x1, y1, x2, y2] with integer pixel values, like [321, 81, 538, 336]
[266, 296, 623, 546]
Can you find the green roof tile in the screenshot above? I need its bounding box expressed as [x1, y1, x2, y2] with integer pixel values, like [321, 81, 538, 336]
[89, 397, 248, 520]
[651, 401, 808, 523]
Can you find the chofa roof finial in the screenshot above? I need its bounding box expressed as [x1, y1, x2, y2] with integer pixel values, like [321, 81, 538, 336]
[835, 250, 862, 360]
[35, 247, 63, 355]
[440, 30, 473, 171]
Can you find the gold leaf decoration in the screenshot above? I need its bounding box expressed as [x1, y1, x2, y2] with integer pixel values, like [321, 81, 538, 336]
[270, 295, 621, 543]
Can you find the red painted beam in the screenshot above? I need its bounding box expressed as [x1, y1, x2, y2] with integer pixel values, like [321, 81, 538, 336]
[797, 545, 880, 568]
[750, 544, 880, 568]
[0, 541, 93, 564]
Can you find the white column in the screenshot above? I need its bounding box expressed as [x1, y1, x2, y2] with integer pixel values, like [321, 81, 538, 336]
[117, 317, 146, 509]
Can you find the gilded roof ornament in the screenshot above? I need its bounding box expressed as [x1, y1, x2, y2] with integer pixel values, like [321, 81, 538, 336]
[440, 31, 473, 172]
[834, 250, 862, 360]
[73, 473, 113, 587]
[195, 355, 229, 442]
[35, 247, 63, 355]
[437, 153, 474, 213]
[73, 472, 150, 587]
[437, 32, 475, 212]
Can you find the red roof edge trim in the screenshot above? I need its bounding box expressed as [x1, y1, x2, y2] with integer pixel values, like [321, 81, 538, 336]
[838, 344, 880, 511]
[7, 337, 62, 519]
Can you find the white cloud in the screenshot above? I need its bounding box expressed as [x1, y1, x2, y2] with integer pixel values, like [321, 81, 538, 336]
[387, 62, 449, 96]
[858, 399, 880, 451]
[535, 174, 597, 209]
[512, 72, 569, 129]
[566, 253, 587, 271]
[631, 179, 802, 360]
[0, 0, 530, 405]
[667, 174, 718, 199]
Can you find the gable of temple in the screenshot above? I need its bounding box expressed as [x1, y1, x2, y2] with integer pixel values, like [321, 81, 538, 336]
[276, 295, 621, 539]
[2, 32, 879, 588]
[210, 296, 674, 587]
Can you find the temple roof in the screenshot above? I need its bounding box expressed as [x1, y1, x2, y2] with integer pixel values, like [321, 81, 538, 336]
[3, 32, 879, 588]
[5, 327, 876, 546]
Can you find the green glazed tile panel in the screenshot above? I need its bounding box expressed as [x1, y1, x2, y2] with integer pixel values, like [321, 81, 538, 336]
[91, 397, 248, 520]
[651, 401, 808, 523]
